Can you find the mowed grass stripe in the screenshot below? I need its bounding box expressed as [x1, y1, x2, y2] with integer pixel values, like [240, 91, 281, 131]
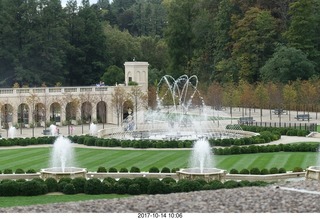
[0, 148, 49, 170]
[105, 151, 178, 171]
[215, 155, 247, 170]
[0, 148, 48, 163]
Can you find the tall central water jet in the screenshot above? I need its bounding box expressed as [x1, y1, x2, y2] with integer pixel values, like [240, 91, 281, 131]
[40, 136, 87, 180]
[50, 135, 74, 172]
[189, 139, 213, 173]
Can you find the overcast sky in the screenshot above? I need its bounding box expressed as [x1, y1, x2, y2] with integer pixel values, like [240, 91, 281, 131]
[60, 0, 98, 7]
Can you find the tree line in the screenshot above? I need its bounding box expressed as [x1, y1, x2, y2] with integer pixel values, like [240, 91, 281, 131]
[1, 0, 320, 89]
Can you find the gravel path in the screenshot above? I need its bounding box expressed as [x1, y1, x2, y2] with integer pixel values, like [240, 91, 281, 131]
[0, 180, 320, 213]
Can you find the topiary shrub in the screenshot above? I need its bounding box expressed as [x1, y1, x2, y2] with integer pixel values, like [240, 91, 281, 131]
[269, 167, 279, 174]
[84, 178, 103, 195]
[161, 177, 176, 185]
[58, 181, 68, 192]
[15, 168, 25, 174]
[3, 169, 13, 174]
[171, 168, 180, 173]
[147, 180, 167, 194]
[250, 167, 261, 175]
[130, 166, 140, 173]
[97, 166, 107, 173]
[0, 180, 20, 196]
[108, 167, 118, 173]
[278, 168, 286, 173]
[63, 183, 76, 195]
[160, 167, 171, 173]
[113, 183, 127, 194]
[21, 180, 47, 196]
[293, 167, 303, 172]
[208, 180, 224, 190]
[103, 177, 117, 185]
[260, 168, 269, 175]
[176, 179, 202, 193]
[239, 169, 249, 174]
[71, 177, 87, 193]
[128, 183, 141, 195]
[132, 177, 150, 194]
[224, 180, 239, 189]
[45, 177, 58, 193]
[119, 167, 129, 173]
[239, 180, 251, 187]
[148, 166, 160, 173]
[229, 169, 239, 174]
[26, 169, 36, 173]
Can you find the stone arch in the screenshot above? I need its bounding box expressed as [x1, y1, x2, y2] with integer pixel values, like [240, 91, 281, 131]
[17, 103, 29, 127]
[35, 103, 45, 127]
[50, 102, 61, 123]
[66, 102, 78, 122]
[1, 104, 13, 128]
[81, 101, 92, 123]
[96, 101, 107, 123]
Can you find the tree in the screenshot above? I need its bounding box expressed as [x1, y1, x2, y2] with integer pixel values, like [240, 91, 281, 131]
[111, 86, 128, 126]
[129, 85, 148, 129]
[26, 93, 40, 137]
[230, 7, 278, 82]
[260, 46, 315, 83]
[164, 0, 197, 77]
[66, 1, 108, 85]
[282, 82, 297, 120]
[254, 82, 269, 122]
[283, 0, 320, 71]
[101, 65, 125, 86]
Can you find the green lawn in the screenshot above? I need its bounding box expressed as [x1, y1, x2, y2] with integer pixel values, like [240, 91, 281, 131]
[0, 146, 319, 208]
[0, 146, 318, 172]
[0, 194, 130, 208]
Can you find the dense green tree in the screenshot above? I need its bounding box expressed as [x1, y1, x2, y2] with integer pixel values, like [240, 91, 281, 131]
[164, 0, 197, 78]
[284, 0, 320, 67]
[101, 65, 124, 86]
[260, 46, 315, 83]
[66, 0, 108, 85]
[230, 7, 278, 82]
[103, 23, 141, 67]
[212, 0, 234, 82]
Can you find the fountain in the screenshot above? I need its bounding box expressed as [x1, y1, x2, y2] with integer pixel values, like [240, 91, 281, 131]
[40, 135, 87, 180]
[8, 126, 16, 138]
[49, 124, 58, 136]
[89, 123, 98, 136]
[305, 145, 320, 180]
[106, 75, 250, 141]
[176, 139, 226, 182]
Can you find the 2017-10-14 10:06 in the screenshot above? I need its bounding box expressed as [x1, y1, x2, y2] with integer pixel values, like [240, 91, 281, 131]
[137, 213, 183, 218]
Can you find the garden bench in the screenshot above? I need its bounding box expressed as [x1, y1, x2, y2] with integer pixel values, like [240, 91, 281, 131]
[294, 114, 311, 121]
[238, 117, 254, 125]
[42, 129, 51, 135]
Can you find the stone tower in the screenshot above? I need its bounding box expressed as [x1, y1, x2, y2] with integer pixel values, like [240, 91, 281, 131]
[124, 61, 149, 91]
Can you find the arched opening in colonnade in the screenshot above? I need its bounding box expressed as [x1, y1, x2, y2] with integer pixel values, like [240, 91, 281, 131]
[1, 104, 13, 129]
[81, 101, 92, 124]
[50, 102, 61, 123]
[97, 101, 107, 124]
[35, 103, 45, 127]
[66, 102, 78, 123]
[17, 103, 29, 128]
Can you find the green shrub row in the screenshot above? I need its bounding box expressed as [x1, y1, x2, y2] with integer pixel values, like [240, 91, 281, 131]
[96, 166, 178, 173]
[229, 167, 291, 175]
[0, 177, 270, 197]
[213, 143, 319, 155]
[0, 168, 37, 174]
[0, 136, 55, 147]
[239, 126, 310, 136]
